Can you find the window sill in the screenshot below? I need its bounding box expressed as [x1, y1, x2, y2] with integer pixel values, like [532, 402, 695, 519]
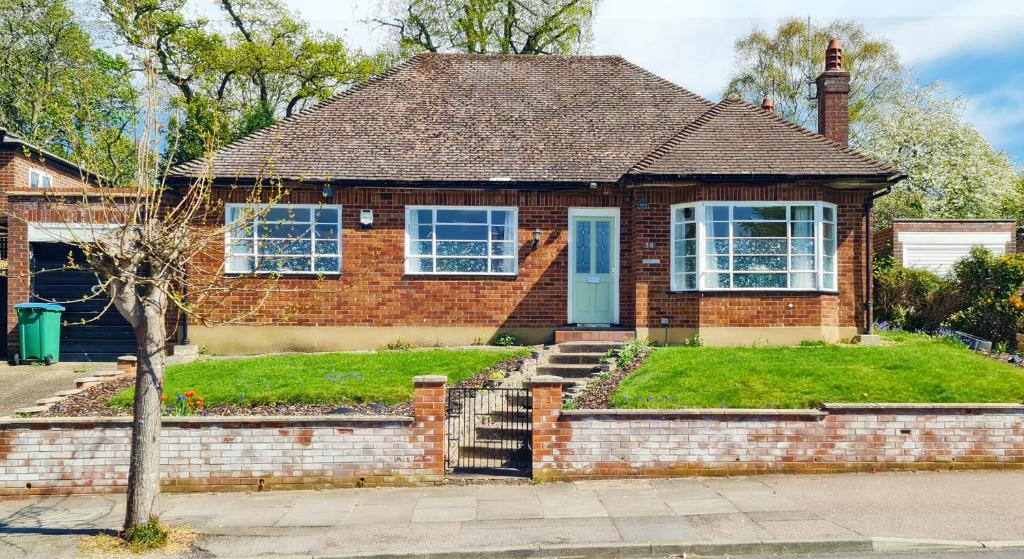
[225, 273, 342, 279]
[667, 289, 840, 295]
[403, 274, 519, 281]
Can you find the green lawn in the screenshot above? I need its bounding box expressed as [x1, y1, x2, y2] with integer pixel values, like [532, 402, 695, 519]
[611, 331, 1024, 409]
[109, 348, 529, 409]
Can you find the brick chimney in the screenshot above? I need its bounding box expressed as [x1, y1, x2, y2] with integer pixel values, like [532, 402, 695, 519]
[760, 96, 775, 114]
[815, 38, 850, 146]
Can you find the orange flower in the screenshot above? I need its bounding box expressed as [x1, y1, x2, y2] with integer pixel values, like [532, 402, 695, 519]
[186, 401, 194, 408]
[184, 391, 195, 398]
[161, 394, 167, 402]
[196, 398, 205, 407]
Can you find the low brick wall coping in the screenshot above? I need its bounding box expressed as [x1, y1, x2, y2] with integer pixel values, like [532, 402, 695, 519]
[0, 415, 415, 427]
[412, 375, 447, 385]
[560, 408, 827, 418]
[529, 375, 567, 386]
[821, 403, 1024, 412]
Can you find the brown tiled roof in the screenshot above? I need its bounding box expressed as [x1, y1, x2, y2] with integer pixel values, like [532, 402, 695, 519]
[168, 53, 714, 183]
[631, 95, 902, 181]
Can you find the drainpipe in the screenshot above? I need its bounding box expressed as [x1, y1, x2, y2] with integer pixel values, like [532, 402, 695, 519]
[179, 274, 190, 345]
[863, 186, 892, 335]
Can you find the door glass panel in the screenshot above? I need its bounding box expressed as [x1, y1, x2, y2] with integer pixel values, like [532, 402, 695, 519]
[595, 221, 610, 274]
[575, 219, 590, 274]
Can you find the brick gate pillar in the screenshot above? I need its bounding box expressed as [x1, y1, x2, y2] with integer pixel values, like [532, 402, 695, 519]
[529, 375, 565, 480]
[412, 375, 447, 482]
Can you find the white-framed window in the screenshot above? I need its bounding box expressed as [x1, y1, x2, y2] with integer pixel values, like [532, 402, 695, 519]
[29, 169, 52, 189]
[225, 203, 342, 274]
[405, 206, 518, 275]
[671, 202, 838, 292]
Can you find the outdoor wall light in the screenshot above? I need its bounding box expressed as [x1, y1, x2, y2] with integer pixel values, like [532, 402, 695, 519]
[321, 184, 333, 198]
[360, 209, 374, 229]
[530, 228, 542, 249]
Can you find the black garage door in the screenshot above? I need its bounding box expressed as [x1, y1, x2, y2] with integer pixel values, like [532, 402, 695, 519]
[31, 243, 136, 361]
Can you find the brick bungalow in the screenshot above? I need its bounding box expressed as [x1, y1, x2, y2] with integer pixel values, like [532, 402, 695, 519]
[167, 41, 904, 353]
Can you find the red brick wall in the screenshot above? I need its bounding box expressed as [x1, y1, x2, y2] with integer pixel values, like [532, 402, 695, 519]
[0, 377, 446, 496]
[531, 384, 1024, 479]
[192, 182, 870, 335]
[816, 71, 851, 146]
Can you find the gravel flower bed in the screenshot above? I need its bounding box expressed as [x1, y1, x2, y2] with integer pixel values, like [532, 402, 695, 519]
[566, 344, 652, 410]
[41, 357, 525, 418]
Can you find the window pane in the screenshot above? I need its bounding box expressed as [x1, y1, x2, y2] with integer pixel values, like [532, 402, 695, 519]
[790, 255, 816, 270]
[314, 257, 340, 273]
[675, 207, 695, 221]
[575, 220, 590, 274]
[674, 239, 696, 256]
[709, 222, 729, 237]
[790, 272, 816, 289]
[673, 256, 696, 273]
[437, 241, 486, 256]
[491, 225, 511, 241]
[229, 239, 253, 254]
[490, 258, 515, 274]
[823, 207, 835, 222]
[706, 272, 731, 288]
[314, 208, 338, 223]
[706, 255, 729, 270]
[790, 206, 814, 220]
[416, 209, 433, 224]
[408, 257, 433, 273]
[491, 242, 515, 256]
[733, 238, 786, 254]
[733, 222, 787, 237]
[437, 209, 487, 223]
[261, 239, 311, 256]
[790, 221, 814, 237]
[315, 240, 339, 255]
[258, 256, 312, 273]
[823, 274, 836, 289]
[706, 206, 729, 221]
[227, 256, 254, 273]
[707, 239, 731, 254]
[258, 223, 312, 239]
[490, 210, 511, 225]
[791, 239, 815, 254]
[684, 274, 696, 290]
[733, 273, 787, 288]
[436, 258, 487, 273]
[823, 255, 835, 273]
[733, 206, 785, 220]
[436, 224, 487, 240]
[734, 255, 786, 271]
[410, 240, 432, 256]
[265, 207, 310, 222]
[415, 225, 433, 240]
[595, 221, 611, 274]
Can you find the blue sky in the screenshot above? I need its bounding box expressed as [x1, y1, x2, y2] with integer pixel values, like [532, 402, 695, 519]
[193, 0, 1024, 165]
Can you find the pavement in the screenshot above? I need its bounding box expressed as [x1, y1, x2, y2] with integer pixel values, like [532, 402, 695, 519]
[0, 361, 100, 416]
[2, 470, 1024, 558]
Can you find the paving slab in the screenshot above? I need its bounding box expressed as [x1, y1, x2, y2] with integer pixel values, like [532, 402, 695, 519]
[611, 515, 702, 543]
[457, 517, 621, 549]
[537, 490, 607, 518]
[411, 506, 476, 523]
[344, 503, 415, 525]
[665, 497, 739, 516]
[475, 497, 542, 520]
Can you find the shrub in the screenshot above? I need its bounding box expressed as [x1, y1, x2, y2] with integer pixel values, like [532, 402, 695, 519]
[615, 337, 653, 369]
[874, 256, 960, 332]
[945, 249, 1024, 348]
[493, 332, 521, 346]
[122, 516, 169, 553]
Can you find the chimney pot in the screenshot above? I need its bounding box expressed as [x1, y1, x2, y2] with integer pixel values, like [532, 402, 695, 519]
[760, 96, 775, 114]
[825, 38, 843, 71]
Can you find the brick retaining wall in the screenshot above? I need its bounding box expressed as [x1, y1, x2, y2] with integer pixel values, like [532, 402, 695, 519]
[531, 378, 1024, 480]
[0, 376, 446, 496]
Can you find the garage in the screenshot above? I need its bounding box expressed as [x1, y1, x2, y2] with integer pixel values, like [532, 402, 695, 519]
[30, 242, 136, 361]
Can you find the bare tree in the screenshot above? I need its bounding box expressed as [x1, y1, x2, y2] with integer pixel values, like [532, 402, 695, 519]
[4, 22, 382, 532]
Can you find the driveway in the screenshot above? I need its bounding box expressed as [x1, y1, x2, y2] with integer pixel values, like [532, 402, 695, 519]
[0, 361, 103, 415]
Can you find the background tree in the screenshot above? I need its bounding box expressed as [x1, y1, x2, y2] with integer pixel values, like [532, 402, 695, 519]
[859, 83, 1019, 227]
[101, 0, 393, 165]
[374, 0, 599, 55]
[724, 18, 901, 144]
[0, 0, 137, 184]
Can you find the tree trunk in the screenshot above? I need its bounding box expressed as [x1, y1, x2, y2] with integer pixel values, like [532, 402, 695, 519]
[124, 308, 167, 531]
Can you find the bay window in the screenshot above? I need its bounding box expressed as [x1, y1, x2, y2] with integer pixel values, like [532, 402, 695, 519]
[226, 204, 342, 274]
[671, 202, 838, 291]
[406, 206, 518, 275]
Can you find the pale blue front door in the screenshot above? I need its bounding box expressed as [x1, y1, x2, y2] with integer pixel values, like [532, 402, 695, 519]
[570, 214, 616, 324]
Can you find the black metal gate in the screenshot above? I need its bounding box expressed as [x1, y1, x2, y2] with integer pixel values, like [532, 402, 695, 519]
[445, 387, 531, 475]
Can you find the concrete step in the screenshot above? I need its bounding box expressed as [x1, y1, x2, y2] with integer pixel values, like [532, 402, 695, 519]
[74, 376, 104, 389]
[34, 396, 66, 405]
[536, 363, 603, 378]
[13, 405, 48, 415]
[91, 370, 124, 378]
[552, 342, 624, 354]
[459, 440, 531, 462]
[554, 329, 635, 343]
[547, 352, 607, 365]
[475, 424, 531, 441]
[53, 389, 85, 397]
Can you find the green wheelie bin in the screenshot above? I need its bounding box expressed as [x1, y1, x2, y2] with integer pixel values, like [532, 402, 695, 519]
[13, 303, 65, 366]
